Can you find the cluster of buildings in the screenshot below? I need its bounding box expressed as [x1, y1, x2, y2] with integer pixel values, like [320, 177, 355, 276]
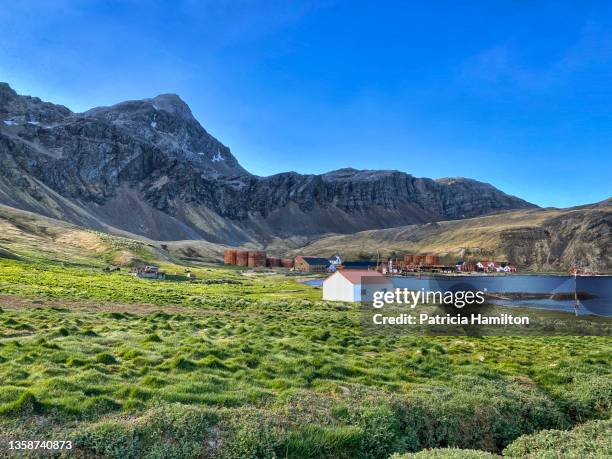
[383, 254, 517, 274]
[320, 258, 518, 303]
[131, 265, 166, 279]
[456, 260, 517, 273]
[383, 254, 450, 274]
[224, 249, 518, 275]
[293, 255, 378, 273]
[223, 251, 380, 273]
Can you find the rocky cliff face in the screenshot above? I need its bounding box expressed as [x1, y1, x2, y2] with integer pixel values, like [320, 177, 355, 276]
[0, 83, 536, 243]
[500, 203, 611, 272]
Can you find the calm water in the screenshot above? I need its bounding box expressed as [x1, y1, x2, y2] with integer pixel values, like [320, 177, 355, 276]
[305, 275, 612, 316]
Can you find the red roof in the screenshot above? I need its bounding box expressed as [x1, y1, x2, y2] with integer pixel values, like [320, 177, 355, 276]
[336, 269, 390, 285]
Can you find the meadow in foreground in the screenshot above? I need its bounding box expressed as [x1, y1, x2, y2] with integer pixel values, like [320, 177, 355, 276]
[0, 252, 610, 458]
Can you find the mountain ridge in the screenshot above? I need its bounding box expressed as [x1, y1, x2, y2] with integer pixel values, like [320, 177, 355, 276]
[0, 82, 536, 243]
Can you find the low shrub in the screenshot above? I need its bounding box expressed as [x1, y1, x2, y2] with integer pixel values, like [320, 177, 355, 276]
[75, 420, 141, 458]
[389, 376, 568, 453]
[280, 376, 567, 456]
[390, 449, 499, 458]
[503, 418, 612, 458]
[554, 375, 612, 422]
[75, 404, 219, 459]
[217, 408, 284, 459]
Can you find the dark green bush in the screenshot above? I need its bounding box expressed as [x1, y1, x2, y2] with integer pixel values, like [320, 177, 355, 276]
[503, 418, 612, 458]
[554, 375, 612, 422]
[389, 376, 568, 453]
[75, 404, 219, 458]
[279, 376, 568, 457]
[218, 408, 284, 459]
[76, 421, 141, 458]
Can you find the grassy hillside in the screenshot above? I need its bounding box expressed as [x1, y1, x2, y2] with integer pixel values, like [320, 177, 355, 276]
[0, 203, 228, 268]
[3, 200, 610, 273]
[291, 202, 611, 272]
[0, 208, 610, 458]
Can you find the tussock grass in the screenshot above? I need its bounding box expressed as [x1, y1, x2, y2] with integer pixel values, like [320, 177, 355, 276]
[0, 257, 609, 457]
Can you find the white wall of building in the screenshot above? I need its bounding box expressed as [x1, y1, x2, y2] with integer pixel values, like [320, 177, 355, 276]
[323, 272, 392, 302]
[322, 273, 356, 302]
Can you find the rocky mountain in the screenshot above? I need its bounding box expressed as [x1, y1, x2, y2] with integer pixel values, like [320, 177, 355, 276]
[0, 83, 536, 243]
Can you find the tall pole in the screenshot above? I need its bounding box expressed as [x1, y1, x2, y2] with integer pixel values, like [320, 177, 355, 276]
[573, 267, 580, 317]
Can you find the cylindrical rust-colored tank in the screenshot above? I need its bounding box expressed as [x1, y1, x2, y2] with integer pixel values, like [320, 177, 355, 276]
[248, 250, 267, 267]
[281, 258, 294, 268]
[266, 258, 279, 267]
[424, 255, 440, 266]
[236, 250, 249, 266]
[267, 258, 281, 267]
[223, 249, 237, 265]
[404, 254, 414, 264]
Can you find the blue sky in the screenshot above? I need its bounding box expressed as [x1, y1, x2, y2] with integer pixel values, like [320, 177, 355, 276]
[1, 1, 610, 207]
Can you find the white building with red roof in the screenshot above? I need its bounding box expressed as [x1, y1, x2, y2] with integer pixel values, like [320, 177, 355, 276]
[322, 269, 392, 302]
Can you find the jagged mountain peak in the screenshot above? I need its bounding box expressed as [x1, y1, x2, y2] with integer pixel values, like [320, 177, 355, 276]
[148, 93, 193, 117]
[78, 92, 248, 178]
[84, 92, 194, 121]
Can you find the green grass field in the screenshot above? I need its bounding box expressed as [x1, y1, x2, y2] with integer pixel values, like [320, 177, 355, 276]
[0, 237, 610, 458]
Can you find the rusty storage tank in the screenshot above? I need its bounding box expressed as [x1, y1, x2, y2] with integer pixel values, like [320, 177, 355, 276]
[236, 250, 249, 266]
[223, 249, 237, 265]
[281, 258, 294, 268]
[404, 254, 414, 264]
[424, 255, 439, 266]
[268, 258, 282, 267]
[413, 255, 425, 265]
[248, 250, 267, 267]
[266, 258, 280, 267]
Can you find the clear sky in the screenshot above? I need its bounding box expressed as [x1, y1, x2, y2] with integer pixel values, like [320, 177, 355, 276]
[1, 1, 610, 207]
